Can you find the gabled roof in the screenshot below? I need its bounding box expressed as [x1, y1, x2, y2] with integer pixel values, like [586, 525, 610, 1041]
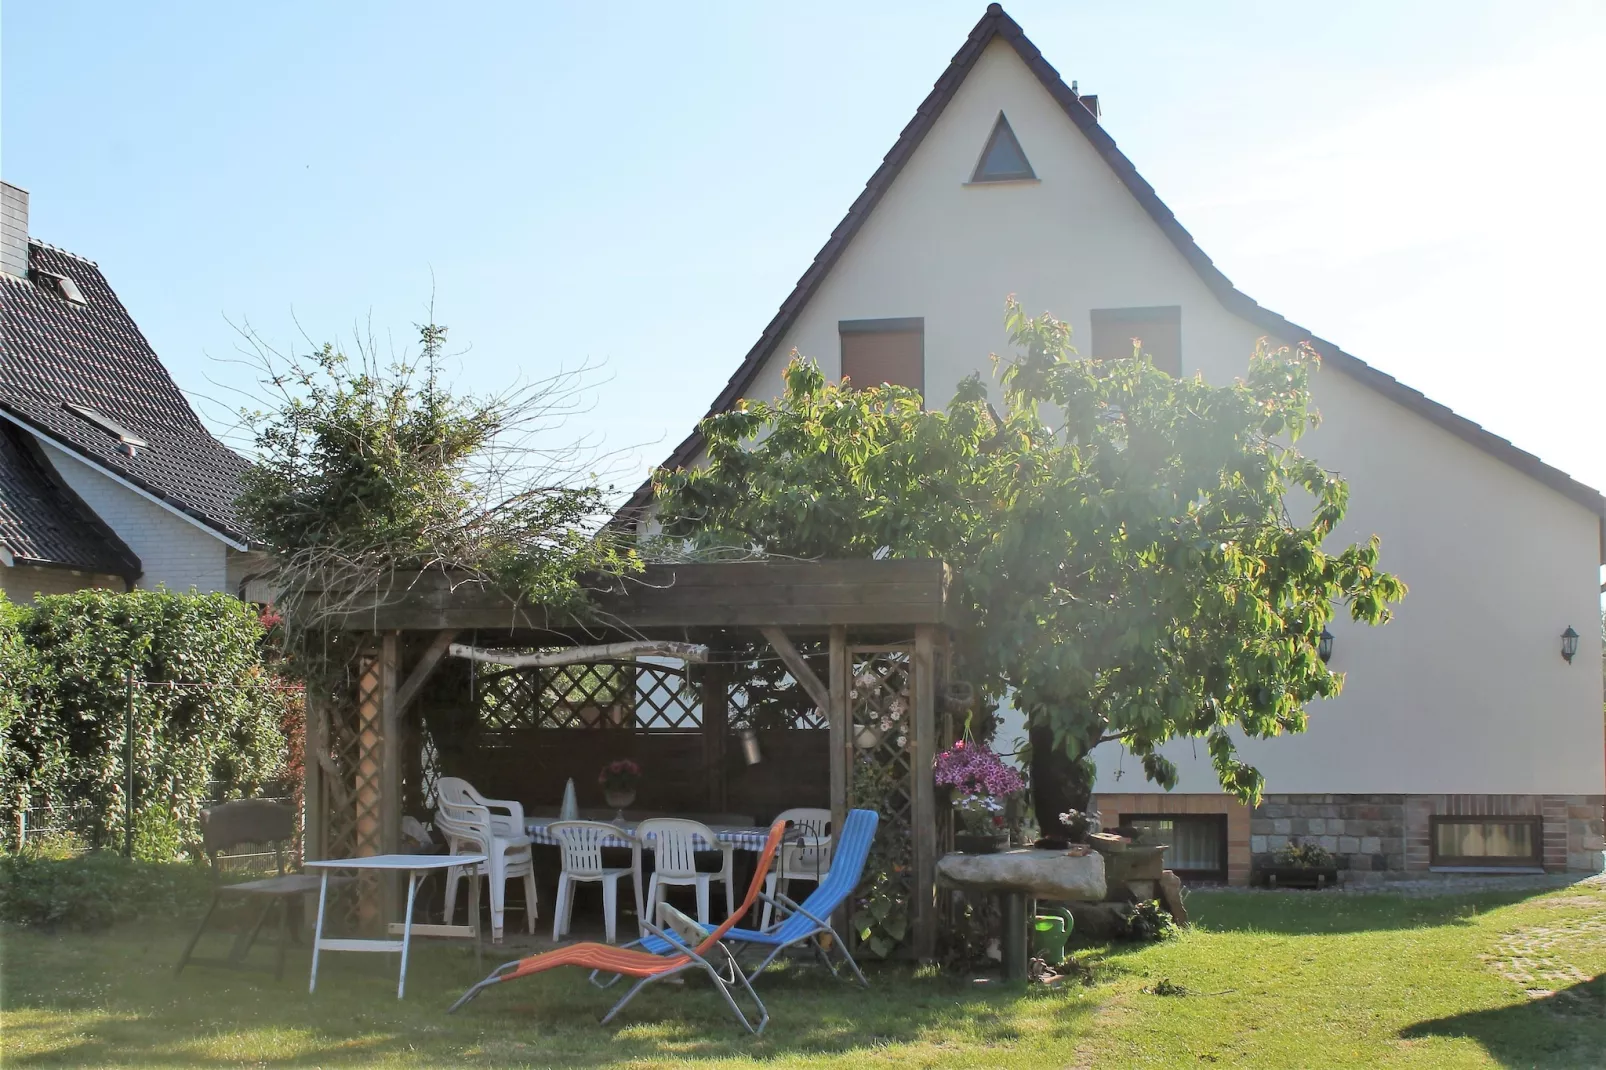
[624, 3, 1606, 553]
[1, 241, 252, 546]
[0, 421, 141, 581]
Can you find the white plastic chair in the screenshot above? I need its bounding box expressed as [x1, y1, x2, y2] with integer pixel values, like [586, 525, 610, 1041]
[434, 778, 538, 943]
[760, 808, 833, 930]
[549, 820, 637, 944]
[637, 818, 734, 931]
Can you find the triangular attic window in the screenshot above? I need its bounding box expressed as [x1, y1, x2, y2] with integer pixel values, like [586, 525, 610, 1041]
[970, 112, 1036, 182]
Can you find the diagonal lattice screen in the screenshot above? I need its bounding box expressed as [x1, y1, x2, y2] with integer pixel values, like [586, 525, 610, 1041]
[474, 658, 701, 731]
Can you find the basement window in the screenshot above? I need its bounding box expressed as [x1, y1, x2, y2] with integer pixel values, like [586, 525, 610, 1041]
[1122, 813, 1228, 882]
[63, 403, 148, 456]
[1429, 816, 1542, 868]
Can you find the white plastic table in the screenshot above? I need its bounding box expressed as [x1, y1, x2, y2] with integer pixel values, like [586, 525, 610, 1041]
[306, 853, 487, 999]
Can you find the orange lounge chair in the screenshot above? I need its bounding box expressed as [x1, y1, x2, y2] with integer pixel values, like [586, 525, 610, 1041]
[448, 819, 789, 1032]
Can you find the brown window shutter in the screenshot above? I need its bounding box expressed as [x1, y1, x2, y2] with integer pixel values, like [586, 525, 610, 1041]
[1091, 306, 1182, 377]
[839, 318, 924, 393]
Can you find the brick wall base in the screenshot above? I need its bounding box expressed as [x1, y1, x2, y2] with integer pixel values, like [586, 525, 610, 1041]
[1094, 792, 1606, 886]
[1252, 794, 1604, 881]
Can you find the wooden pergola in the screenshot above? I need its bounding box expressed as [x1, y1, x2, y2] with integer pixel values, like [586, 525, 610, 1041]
[300, 558, 957, 957]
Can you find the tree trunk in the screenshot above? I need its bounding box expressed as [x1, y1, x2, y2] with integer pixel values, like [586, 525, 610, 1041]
[1029, 722, 1094, 839]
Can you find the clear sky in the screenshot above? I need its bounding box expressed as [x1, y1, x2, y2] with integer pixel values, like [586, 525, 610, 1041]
[4, 2, 1604, 514]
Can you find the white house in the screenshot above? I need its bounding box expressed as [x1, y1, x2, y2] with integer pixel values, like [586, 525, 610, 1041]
[628, 6, 1605, 881]
[0, 181, 265, 603]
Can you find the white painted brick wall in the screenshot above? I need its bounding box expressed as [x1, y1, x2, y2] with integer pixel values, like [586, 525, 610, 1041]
[38, 439, 230, 593]
[0, 564, 122, 602]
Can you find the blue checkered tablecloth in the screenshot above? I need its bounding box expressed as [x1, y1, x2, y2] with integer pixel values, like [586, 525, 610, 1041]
[525, 817, 773, 852]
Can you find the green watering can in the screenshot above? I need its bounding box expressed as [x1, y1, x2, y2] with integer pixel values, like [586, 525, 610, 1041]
[1032, 905, 1074, 964]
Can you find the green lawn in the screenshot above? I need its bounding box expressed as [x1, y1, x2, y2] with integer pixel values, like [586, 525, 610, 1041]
[2, 882, 1602, 1068]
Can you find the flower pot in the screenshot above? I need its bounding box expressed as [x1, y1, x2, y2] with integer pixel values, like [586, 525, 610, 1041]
[603, 788, 636, 817]
[955, 832, 1003, 854]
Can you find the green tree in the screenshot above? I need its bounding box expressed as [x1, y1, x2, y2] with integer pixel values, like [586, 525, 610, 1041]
[237, 322, 638, 629]
[654, 300, 1406, 831]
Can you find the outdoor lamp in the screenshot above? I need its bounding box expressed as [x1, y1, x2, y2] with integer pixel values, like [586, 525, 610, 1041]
[1560, 626, 1579, 664]
[738, 725, 763, 765]
[1317, 627, 1335, 664]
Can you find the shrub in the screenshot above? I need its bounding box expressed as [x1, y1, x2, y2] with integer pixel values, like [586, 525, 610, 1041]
[0, 589, 290, 859]
[1274, 841, 1335, 869]
[1124, 899, 1179, 942]
[0, 849, 213, 930]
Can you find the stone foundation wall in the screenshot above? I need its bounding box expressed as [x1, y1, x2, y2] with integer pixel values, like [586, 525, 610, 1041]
[1251, 793, 1605, 879]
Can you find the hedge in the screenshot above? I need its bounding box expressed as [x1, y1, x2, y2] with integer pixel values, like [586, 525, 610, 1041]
[0, 588, 292, 860]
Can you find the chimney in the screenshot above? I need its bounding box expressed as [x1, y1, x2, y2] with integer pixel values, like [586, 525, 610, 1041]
[1, 181, 29, 279]
[1079, 94, 1101, 120]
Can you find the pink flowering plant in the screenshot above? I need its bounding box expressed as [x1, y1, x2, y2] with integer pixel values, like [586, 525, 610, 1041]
[933, 740, 1026, 836]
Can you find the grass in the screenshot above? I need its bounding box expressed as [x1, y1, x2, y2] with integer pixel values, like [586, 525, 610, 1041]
[1, 882, 1602, 1068]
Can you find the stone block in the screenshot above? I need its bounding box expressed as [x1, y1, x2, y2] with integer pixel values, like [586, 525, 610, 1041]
[1338, 836, 1360, 853]
[1251, 819, 1274, 835]
[1566, 851, 1604, 873]
[1272, 818, 1291, 835]
[936, 848, 1106, 900]
[1267, 835, 1289, 851]
[1289, 818, 1309, 836]
[1064, 900, 1133, 940]
[1158, 871, 1188, 926]
[1360, 836, 1382, 855]
[1347, 853, 1373, 871]
[1315, 835, 1338, 851]
[1250, 835, 1268, 853]
[1307, 818, 1325, 835]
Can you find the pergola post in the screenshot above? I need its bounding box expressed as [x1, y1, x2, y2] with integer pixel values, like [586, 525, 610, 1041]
[828, 624, 849, 935]
[379, 633, 402, 920]
[912, 623, 939, 960]
[827, 625, 849, 842]
[701, 659, 729, 811]
[303, 692, 326, 862]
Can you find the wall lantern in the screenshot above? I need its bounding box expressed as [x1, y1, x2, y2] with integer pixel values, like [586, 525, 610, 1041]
[1317, 627, 1335, 664]
[737, 726, 764, 765]
[1560, 626, 1579, 664]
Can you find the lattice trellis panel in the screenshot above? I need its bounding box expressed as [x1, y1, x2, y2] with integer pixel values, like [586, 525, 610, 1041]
[310, 650, 386, 929]
[474, 659, 701, 731]
[847, 645, 916, 918]
[728, 683, 828, 731]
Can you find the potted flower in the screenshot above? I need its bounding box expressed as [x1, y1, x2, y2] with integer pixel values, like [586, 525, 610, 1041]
[1253, 839, 1339, 888]
[599, 758, 640, 817]
[933, 740, 1026, 854]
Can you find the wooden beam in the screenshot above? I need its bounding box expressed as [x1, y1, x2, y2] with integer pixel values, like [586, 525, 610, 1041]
[760, 627, 830, 713]
[701, 660, 729, 811]
[303, 692, 325, 862]
[302, 559, 951, 632]
[448, 640, 709, 668]
[395, 629, 458, 715]
[911, 624, 940, 962]
[827, 626, 848, 847]
[380, 634, 403, 924]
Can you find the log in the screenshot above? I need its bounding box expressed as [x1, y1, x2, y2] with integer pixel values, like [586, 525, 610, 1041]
[447, 640, 709, 667]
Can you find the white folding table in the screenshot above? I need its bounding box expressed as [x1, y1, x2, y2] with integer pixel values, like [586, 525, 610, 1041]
[306, 853, 487, 999]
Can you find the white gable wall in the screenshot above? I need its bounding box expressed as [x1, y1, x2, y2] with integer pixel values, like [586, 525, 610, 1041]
[39, 439, 231, 594]
[735, 39, 1604, 796]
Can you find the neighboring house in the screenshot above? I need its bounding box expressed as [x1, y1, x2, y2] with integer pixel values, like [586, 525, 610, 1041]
[628, 6, 1606, 880]
[0, 180, 266, 603]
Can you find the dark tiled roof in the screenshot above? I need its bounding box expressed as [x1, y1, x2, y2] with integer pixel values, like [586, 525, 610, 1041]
[622, 3, 1606, 555]
[0, 421, 140, 579]
[1, 242, 251, 544]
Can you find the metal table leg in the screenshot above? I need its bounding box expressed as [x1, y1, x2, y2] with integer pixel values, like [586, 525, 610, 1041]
[397, 871, 420, 999]
[309, 871, 330, 993]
